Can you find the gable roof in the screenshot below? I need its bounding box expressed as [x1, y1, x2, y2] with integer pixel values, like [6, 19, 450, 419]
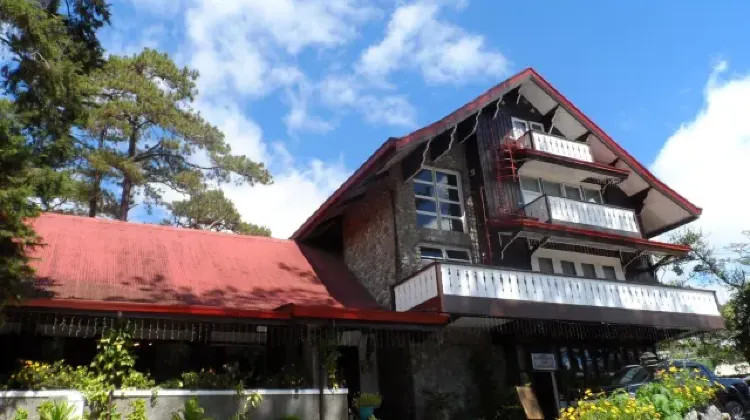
[292, 68, 701, 240]
[26, 213, 380, 313]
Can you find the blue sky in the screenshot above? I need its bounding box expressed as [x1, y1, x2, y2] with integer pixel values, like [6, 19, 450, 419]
[100, 0, 750, 251]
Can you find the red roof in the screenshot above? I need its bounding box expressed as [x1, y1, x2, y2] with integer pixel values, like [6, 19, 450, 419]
[292, 68, 701, 239]
[27, 213, 380, 313]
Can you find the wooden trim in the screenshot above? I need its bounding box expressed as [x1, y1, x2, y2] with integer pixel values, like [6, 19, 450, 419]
[285, 304, 449, 325]
[515, 148, 630, 179]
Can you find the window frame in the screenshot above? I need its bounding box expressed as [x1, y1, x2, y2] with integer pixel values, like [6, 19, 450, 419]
[520, 176, 603, 205]
[511, 117, 530, 139]
[531, 249, 625, 281]
[419, 244, 472, 265]
[413, 166, 466, 233]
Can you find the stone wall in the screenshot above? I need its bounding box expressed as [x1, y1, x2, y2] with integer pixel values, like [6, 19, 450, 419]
[409, 330, 506, 419]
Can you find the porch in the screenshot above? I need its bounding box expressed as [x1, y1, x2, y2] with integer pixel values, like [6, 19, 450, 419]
[523, 194, 641, 237]
[393, 262, 724, 330]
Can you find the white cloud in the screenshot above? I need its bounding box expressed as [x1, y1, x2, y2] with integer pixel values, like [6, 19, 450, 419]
[320, 75, 417, 127]
[358, 1, 510, 84]
[651, 61, 750, 248]
[283, 82, 336, 134]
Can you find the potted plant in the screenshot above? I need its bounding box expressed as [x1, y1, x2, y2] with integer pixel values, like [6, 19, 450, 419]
[354, 392, 382, 420]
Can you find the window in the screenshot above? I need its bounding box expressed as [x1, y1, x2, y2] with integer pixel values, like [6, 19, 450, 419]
[520, 176, 542, 204]
[560, 260, 578, 276]
[538, 257, 555, 274]
[602, 265, 618, 280]
[413, 168, 465, 233]
[583, 187, 603, 204]
[564, 185, 582, 201]
[581, 263, 597, 278]
[511, 117, 529, 139]
[529, 121, 545, 132]
[419, 244, 471, 266]
[541, 180, 563, 197]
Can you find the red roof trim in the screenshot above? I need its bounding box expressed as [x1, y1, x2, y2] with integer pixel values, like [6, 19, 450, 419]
[18, 299, 449, 326]
[291, 140, 397, 239]
[515, 148, 631, 178]
[492, 218, 691, 254]
[20, 299, 292, 320]
[525, 69, 702, 216]
[281, 304, 449, 325]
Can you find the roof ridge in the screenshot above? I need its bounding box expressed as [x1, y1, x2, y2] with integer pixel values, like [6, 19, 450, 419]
[37, 212, 293, 244]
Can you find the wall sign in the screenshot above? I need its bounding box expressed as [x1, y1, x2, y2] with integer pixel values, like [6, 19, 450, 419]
[531, 353, 558, 371]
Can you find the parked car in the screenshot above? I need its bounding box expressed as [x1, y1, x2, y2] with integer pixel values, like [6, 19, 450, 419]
[604, 360, 750, 420]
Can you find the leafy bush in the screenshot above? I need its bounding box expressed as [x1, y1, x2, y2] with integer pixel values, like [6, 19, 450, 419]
[126, 399, 148, 420]
[170, 398, 212, 420]
[559, 366, 720, 420]
[353, 393, 382, 408]
[12, 409, 28, 420]
[38, 401, 80, 420]
[160, 363, 245, 390]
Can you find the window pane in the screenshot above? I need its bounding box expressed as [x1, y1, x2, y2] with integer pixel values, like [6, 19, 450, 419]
[520, 176, 541, 193]
[435, 171, 458, 187]
[415, 198, 437, 213]
[560, 260, 577, 276]
[445, 249, 471, 261]
[602, 266, 618, 280]
[416, 213, 438, 229]
[415, 169, 432, 182]
[564, 186, 582, 201]
[419, 246, 444, 259]
[440, 218, 464, 232]
[583, 188, 602, 204]
[413, 182, 434, 197]
[512, 119, 528, 137]
[439, 202, 463, 217]
[538, 257, 554, 274]
[541, 181, 562, 197]
[581, 263, 597, 278]
[529, 122, 544, 132]
[436, 185, 460, 202]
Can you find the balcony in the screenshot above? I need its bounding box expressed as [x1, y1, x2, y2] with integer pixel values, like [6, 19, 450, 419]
[517, 131, 593, 162]
[393, 263, 723, 330]
[524, 195, 641, 237]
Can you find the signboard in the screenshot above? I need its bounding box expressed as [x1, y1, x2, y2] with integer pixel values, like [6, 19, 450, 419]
[531, 353, 558, 371]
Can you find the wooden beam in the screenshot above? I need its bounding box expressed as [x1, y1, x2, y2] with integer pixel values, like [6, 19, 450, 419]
[529, 236, 551, 256]
[500, 232, 522, 260]
[575, 131, 591, 143]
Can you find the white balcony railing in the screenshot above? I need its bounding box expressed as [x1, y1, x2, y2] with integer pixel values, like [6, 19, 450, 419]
[524, 195, 641, 236]
[518, 131, 593, 162]
[394, 263, 721, 317]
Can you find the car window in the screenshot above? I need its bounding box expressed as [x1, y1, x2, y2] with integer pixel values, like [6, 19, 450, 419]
[610, 366, 651, 386]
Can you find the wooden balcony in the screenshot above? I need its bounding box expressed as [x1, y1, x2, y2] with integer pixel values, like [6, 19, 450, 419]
[524, 195, 641, 237]
[518, 131, 593, 162]
[393, 263, 723, 330]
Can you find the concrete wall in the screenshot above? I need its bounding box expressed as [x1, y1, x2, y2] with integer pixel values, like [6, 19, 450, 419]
[0, 389, 348, 420]
[0, 391, 85, 420]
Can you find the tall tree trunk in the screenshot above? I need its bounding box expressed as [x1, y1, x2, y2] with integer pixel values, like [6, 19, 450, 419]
[88, 131, 106, 217]
[118, 128, 138, 221]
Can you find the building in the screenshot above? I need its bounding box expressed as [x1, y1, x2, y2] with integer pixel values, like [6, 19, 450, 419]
[2, 68, 724, 419]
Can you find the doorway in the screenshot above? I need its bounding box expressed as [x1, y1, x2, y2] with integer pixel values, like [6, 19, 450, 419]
[531, 371, 559, 419]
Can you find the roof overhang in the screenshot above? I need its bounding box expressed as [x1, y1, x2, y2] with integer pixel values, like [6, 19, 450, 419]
[292, 68, 701, 240]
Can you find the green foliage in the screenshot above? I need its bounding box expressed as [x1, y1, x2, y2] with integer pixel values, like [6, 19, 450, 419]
[161, 363, 246, 390]
[559, 367, 720, 420]
[353, 393, 382, 409]
[165, 189, 270, 236]
[278, 416, 300, 420]
[229, 392, 263, 420]
[313, 331, 341, 389]
[12, 408, 28, 420]
[38, 401, 80, 420]
[126, 399, 148, 420]
[170, 398, 212, 420]
[90, 328, 138, 388]
[75, 48, 271, 221]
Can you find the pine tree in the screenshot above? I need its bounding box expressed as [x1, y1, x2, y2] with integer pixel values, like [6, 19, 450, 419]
[165, 189, 271, 236]
[78, 48, 272, 220]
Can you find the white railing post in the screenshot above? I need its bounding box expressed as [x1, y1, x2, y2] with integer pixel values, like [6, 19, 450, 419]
[545, 196, 640, 235]
[530, 132, 593, 162]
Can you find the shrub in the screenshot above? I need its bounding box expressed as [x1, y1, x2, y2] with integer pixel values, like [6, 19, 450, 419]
[170, 398, 212, 420]
[353, 393, 382, 408]
[38, 401, 79, 420]
[12, 409, 28, 420]
[559, 366, 720, 420]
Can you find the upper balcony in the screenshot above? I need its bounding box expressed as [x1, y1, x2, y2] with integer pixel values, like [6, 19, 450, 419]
[393, 262, 723, 331]
[511, 130, 629, 181]
[524, 194, 641, 237]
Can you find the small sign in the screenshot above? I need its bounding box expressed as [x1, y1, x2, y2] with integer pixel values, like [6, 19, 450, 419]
[531, 353, 558, 371]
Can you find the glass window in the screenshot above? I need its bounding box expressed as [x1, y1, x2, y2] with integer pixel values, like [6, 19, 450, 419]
[564, 185, 582, 201]
[538, 257, 555, 274]
[419, 245, 471, 266]
[581, 263, 597, 278]
[520, 176, 541, 193]
[583, 187, 602, 204]
[414, 168, 464, 233]
[560, 260, 577, 276]
[511, 118, 529, 139]
[529, 121, 544, 132]
[541, 180, 562, 197]
[602, 265, 618, 280]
